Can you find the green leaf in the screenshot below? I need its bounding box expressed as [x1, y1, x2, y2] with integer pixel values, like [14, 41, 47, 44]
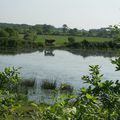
[31, 103, 38, 108]
[81, 87, 87, 93]
[86, 93, 93, 99]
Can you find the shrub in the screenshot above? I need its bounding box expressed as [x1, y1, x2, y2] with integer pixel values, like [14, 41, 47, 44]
[0, 67, 21, 118]
[0, 58, 120, 119]
[68, 37, 75, 43]
[0, 67, 21, 92]
[42, 59, 120, 120]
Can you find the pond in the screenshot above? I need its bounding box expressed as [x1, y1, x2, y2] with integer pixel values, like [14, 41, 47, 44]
[0, 48, 119, 103]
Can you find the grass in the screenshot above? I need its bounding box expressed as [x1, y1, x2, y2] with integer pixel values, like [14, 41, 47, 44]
[21, 79, 35, 87]
[41, 80, 57, 90]
[60, 83, 74, 93]
[1, 102, 47, 120]
[36, 35, 112, 46]
[40, 80, 74, 92]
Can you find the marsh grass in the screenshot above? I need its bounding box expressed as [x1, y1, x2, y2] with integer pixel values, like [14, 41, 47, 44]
[41, 80, 57, 90]
[60, 83, 74, 93]
[21, 79, 35, 87]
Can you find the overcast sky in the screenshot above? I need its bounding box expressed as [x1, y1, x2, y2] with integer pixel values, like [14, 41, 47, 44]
[0, 0, 120, 29]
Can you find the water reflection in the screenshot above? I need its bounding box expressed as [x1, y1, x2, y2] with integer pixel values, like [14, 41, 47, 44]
[44, 48, 55, 56]
[0, 48, 119, 58]
[0, 48, 39, 55]
[0, 48, 120, 103]
[67, 49, 120, 58]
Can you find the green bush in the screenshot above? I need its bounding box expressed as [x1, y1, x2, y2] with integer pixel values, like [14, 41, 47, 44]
[41, 58, 120, 120]
[0, 67, 21, 92]
[0, 67, 22, 119]
[68, 37, 75, 43]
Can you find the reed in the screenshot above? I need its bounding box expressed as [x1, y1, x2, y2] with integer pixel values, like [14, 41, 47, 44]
[41, 80, 57, 90]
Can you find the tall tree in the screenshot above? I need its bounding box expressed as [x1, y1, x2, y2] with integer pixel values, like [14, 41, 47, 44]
[62, 24, 68, 34]
[69, 28, 78, 35]
[0, 29, 9, 37]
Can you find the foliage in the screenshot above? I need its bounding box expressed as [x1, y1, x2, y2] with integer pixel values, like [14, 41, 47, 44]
[62, 24, 68, 34]
[5, 28, 18, 37]
[60, 83, 74, 93]
[40, 64, 120, 120]
[0, 29, 9, 37]
[68, 28, 78, 35]
[68, 37, 75, 43]
[1, 22, 120, 49]
[111, 57, 120, 71]
[80, 65, 120, 119]
[0, 67, 22, 119]
[37, 35, 113, 48]
[0, 23, 120, 39]
[0, 67, 21, 92]
[0, 58, 120, 119]
[24, 31, 37, 41]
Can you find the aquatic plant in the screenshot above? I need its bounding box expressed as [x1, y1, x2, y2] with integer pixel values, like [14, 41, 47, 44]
[21, 78, 35, 87]
[0, 57, 120, 119]
[41, 80, 57, 90]
[60, 83, 74, 92]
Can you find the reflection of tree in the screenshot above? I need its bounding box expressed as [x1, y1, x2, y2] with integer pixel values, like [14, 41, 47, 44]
[0, 48, 38, 55]
[44, 49, 55, 56]
[67, 49, 118, 58]
[0, 48, 118, 58]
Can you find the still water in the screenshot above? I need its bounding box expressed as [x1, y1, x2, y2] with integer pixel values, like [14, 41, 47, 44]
[0, 49, 119, 103]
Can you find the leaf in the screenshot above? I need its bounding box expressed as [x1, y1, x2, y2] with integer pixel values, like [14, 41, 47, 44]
[81, 87, 87, 93]
[86, 93, 93, 100]
[31, 103, 38, 108]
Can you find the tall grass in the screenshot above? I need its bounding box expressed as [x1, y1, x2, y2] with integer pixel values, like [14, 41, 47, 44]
[21, 79, 35, 87]
[60, 83, 74, 92]
[41, 80, 57, 90]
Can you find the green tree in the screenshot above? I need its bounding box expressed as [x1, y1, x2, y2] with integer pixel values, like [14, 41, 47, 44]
[24, 31, 37, 41]
[5, 28, 18, 37]
[69, 28, 78, 35]
[0, 29, 9, 37]
[109, 25, 120, 39]
[68, 37, 75, 43]
[42, 24, 51, 34]
[62, 24, 68, 34]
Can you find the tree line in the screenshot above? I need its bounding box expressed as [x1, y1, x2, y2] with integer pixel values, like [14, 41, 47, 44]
[0, 23, 119, 37]
[0, 23, 120, 49]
